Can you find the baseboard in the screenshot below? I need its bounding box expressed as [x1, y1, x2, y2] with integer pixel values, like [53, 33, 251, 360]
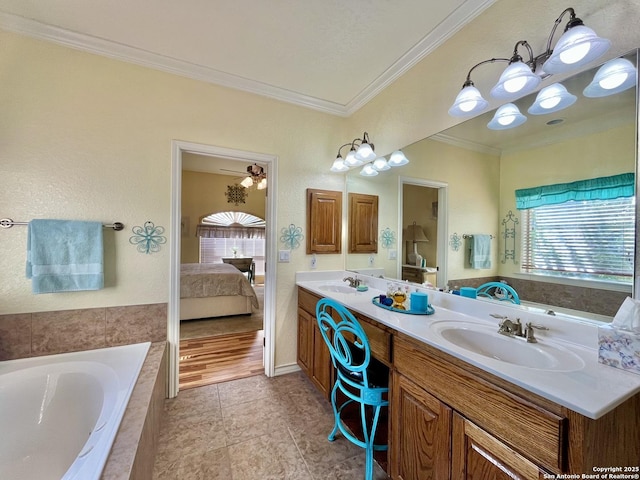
[274, 362, 301, 376]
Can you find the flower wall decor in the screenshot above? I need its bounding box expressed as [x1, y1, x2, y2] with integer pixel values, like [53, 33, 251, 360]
[280, 224, 304, 250]
[129, 221, 167, 254]
[380, 228, 396, 249]
[449, 232, 462, 252]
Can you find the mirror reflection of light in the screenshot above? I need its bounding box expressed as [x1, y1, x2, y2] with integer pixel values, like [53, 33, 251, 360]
[540, 96, 561, 109]
[498, 115, 516, 126]
[600, 72, 627, 90]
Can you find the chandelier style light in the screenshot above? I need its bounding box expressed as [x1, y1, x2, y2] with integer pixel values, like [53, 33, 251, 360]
[330, 132, 409, 176]
[449, 7, 611, 121]
[240, 163, 267, 190]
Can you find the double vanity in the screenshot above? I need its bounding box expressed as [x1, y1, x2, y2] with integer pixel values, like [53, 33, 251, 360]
[296, 271, 640, 479]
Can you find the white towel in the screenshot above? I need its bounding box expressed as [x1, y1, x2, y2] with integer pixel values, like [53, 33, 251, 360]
[469, 234, 491, 269]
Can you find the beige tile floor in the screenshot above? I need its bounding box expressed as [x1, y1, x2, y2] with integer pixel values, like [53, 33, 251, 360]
[153, 371, 390, 479]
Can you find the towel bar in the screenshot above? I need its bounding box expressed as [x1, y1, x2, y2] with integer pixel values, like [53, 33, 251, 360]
[0, 218, 124, 231]
[463, 234, 494, 239]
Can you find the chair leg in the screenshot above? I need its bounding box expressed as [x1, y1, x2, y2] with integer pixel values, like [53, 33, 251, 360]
[328, 381, 340, 442]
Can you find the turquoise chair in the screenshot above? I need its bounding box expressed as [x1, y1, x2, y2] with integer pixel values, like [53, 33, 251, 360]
[316, 298, 389, 480]
[476, 281, 521, 304]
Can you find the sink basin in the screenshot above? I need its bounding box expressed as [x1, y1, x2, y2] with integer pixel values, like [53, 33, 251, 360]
[317, 284, 358, 294]
[430, 321, 585, 372]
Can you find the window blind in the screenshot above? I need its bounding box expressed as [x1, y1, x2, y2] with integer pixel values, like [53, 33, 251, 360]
[521, 197, 634, 283]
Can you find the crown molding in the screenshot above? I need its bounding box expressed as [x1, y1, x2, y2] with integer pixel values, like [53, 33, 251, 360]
[345, 0, 497, 115]
[0, 0, 496, 117]
[431, 132, 501, 156]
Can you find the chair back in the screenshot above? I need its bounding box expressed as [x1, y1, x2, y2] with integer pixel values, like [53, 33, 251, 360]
[476, 281, 521, 304]
[316, 298, 371, 387]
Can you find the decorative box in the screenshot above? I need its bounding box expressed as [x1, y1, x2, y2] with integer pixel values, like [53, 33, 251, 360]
[598, 325, 640, 375]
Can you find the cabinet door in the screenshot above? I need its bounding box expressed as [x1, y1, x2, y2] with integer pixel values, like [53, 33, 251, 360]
[297, 307, 311, 375]
[307, 188, 342, 254]
[390, 372, 452, 480]
[348, 192, 378, 253]
[311, 320, 333, 399]
[452, 413, 549, 480]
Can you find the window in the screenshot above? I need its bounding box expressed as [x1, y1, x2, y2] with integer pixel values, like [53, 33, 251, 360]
[197, 211, 266, 276]
[521, 197, 634, 284]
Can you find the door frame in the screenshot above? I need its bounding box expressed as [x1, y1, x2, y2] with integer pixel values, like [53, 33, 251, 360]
[398, 176, 448, 287]
[169, 140, 278, 397]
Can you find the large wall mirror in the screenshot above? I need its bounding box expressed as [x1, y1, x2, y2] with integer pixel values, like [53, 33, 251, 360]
[347, 48, 638, 322]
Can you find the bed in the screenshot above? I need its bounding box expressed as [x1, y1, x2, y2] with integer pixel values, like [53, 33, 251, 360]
[180, 263, 259, 321]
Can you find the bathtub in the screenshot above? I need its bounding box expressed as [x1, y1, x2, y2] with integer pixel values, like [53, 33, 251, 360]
[0, 342, 150, 480]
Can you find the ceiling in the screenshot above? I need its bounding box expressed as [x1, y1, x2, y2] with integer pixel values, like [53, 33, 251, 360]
[0, 0, 496, 116]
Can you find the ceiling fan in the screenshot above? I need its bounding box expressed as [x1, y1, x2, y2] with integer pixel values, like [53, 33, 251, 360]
[220, 163, 267, 190]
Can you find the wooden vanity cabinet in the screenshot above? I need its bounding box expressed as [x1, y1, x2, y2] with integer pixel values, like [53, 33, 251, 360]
[306, 188, 342, 254]
[348, 192, 378, 253]
[452, 414, 548, 480]
[297, 288, 333, 399]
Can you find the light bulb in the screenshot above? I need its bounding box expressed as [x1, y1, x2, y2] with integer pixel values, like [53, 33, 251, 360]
[600, 72, 628, 90]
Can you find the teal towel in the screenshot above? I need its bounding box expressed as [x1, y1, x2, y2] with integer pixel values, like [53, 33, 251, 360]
[469, 234, 491, 269]
[26, 219, 104, 294]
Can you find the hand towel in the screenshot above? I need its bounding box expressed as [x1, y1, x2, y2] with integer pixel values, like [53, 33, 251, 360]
[469, 234, 491, 269]
[26, 219, 104, 294]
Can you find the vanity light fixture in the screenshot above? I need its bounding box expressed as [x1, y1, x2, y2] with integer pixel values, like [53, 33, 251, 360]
[583, 57, 638, 98]
[449, 7, 610, 118]
[330, 132, 410, 174]
[528, 83, 577, 115]
[487, 103, 527, 130]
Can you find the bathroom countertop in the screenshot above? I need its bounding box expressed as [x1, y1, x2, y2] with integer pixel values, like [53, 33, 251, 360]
[296, 271, 640, 420]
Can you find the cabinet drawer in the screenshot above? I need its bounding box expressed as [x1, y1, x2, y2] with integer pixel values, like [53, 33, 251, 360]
[298, 287, 321, 315]
[394, 334, 567, 473]
[355, 314, 392, 365]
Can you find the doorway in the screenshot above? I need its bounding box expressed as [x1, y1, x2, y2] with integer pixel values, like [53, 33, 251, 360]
[169, 141, 277, 397]
[398, 176, 448, 288]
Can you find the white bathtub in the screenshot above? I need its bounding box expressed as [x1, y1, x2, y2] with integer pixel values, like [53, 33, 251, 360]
[0, 342, 150, 480]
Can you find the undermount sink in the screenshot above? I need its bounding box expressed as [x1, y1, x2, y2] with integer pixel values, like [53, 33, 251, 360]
[317, 284, 358, 294]
[430, 321, 585, 372]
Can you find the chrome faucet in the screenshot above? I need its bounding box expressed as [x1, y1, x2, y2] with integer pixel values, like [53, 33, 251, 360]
[343, 276, 361, 288]
[493, 314, 549, 343]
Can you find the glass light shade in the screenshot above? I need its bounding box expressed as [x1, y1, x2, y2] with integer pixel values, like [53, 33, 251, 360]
[388, 150, 409, 167]
[240, 176, 253, 188]
[355, 142, 376, 162]
[583, 58, 637, 98]
[257, 178, 267, 190]
[448, 85, 488, 117]
[490, 61, 541, 100]
[372, 156, 390, 171]
[528, 83, 577, 115]
[487, 103, 527, 130]
[359, 164, 378, 177]
[344, 149, 363, 166]
[330, 156, 349, 172]
[542, 25, 611, 74]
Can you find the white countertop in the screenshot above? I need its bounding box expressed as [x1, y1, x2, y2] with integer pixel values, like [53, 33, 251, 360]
[296, 271, 640, 420]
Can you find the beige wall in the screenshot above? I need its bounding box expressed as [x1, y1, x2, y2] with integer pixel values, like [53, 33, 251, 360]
[180, 170, 267, 264]
[1, 0, 639, 371]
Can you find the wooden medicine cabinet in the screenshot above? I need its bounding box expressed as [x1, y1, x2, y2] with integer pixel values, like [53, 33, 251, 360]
[348, 192, 378, 253]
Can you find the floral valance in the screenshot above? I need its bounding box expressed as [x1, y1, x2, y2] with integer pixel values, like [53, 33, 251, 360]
[515, 172, 635, 210]
[196, 224, 265, 239]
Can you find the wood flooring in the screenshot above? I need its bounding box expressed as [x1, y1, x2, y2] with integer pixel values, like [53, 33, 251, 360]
[179, 330, 264, 389]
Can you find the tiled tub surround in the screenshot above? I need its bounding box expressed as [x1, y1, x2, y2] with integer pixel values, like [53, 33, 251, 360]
[297, 271, 640, 419]
[0, 303, 167, 361]
[0, 303, 167, 480]
[448, 275, 628, 317]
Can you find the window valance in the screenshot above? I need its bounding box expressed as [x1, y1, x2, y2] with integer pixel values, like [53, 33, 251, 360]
[196, 225, 265, 239]
[515, 172, 635, 210]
